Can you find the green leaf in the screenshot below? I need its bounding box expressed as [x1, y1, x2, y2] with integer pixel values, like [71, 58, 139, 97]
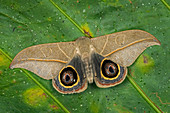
[0, 0, 169, 113]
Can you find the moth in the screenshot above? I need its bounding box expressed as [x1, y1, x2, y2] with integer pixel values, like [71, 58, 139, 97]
[10, 30, 160, 94]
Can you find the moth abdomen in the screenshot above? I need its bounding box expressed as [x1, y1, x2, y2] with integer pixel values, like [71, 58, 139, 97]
[82, 57, 93, 83]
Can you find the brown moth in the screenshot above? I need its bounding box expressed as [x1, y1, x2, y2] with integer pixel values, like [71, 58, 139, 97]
[10, 30, 160, 94]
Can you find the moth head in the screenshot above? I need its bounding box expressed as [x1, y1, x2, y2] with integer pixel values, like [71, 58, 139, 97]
[100, 59, 120, 80]
[75, 37, 90, 46]
[59, 65, 79, 88]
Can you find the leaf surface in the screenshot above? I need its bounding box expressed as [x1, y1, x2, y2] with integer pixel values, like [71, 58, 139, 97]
[0, 0, 169, 112]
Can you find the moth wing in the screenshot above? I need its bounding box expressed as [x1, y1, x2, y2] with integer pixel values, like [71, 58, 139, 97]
[52, 55, 88, 94]
[91, 30, 160, 67]
[10, 41, 76, 79]
[91, 53, 127, 88]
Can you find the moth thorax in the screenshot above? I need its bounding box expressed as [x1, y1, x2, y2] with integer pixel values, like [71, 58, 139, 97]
[83, 57, 93, 84]
[81, 52, 89, 59]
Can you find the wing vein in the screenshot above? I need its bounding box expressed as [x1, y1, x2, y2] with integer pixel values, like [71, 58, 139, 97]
[100, 36, 109, 55]
[57, 43, 71, 60]
[20, 58, 67, 63]
[104, 38, 156, 57]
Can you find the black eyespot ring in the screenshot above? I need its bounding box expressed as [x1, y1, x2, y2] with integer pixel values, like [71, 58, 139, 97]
[60, 67, 77, 86]
[101, 60, 119, 78]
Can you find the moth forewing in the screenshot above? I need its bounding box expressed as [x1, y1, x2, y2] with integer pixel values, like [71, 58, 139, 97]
[10, 42, 76, 80]
[91, 30, 161, 67]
